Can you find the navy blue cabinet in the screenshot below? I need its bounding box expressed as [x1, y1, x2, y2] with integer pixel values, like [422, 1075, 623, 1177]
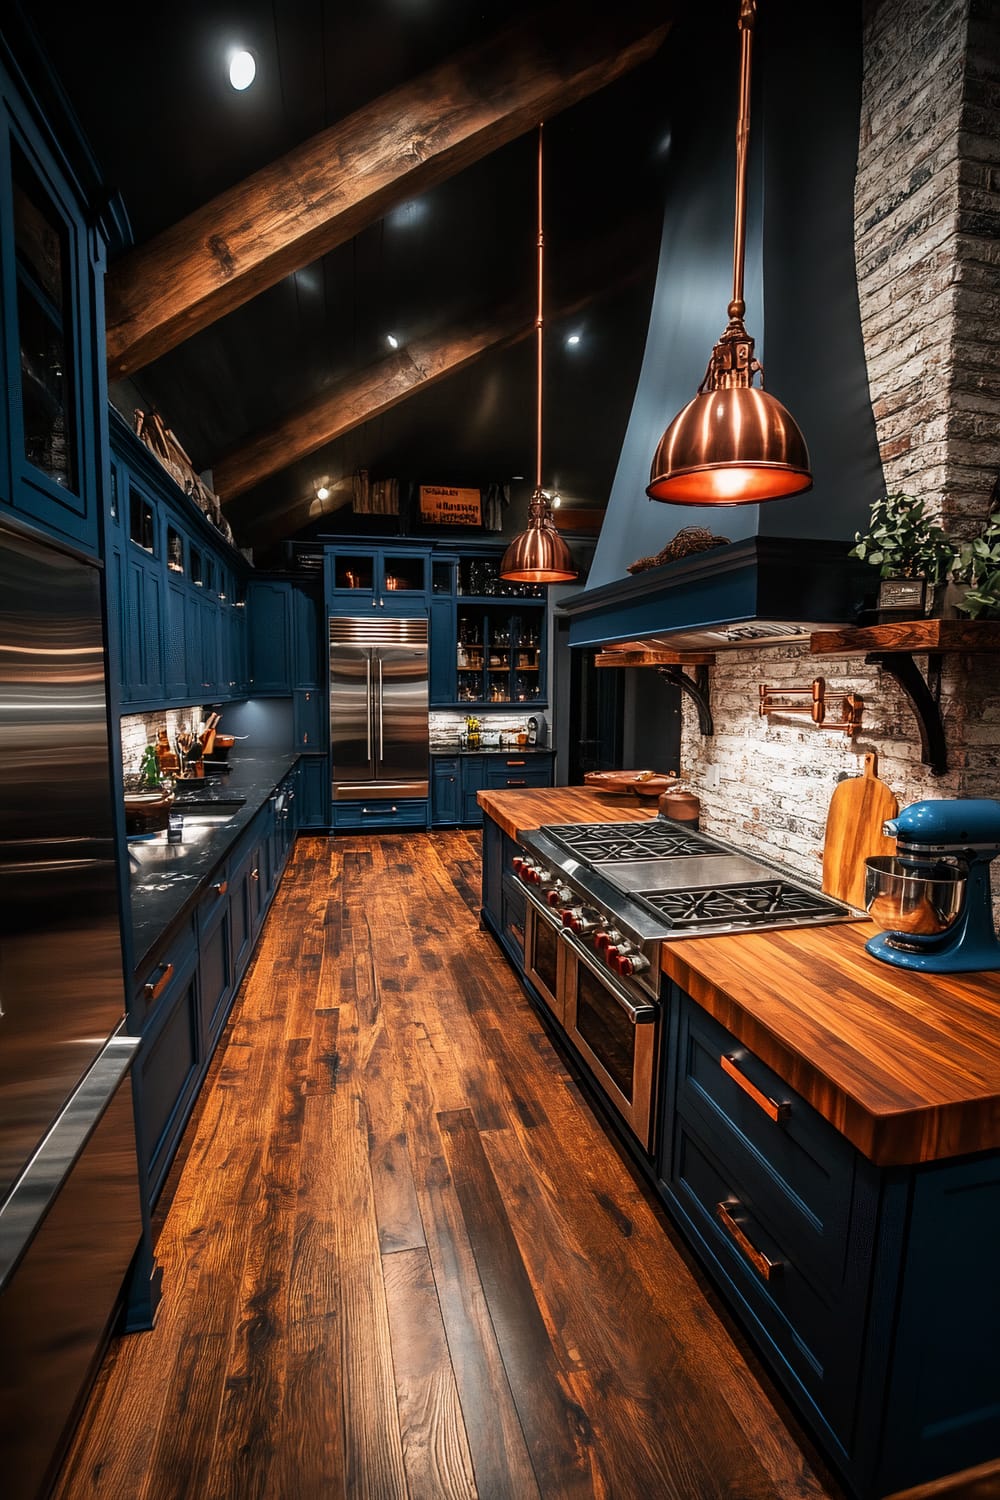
[325, 544, 429, 611]
[658, 984, 1000, 1500]
[106, 418, 249, 709]
[0, 49, 113, 557]
[297, 756, 329, 829]
[247, 579, 293, 694]
[431, 756, 461, 826]
[459, 752, 554, 826]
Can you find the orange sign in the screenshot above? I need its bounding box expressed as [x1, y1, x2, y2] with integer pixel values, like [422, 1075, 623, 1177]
[419, 484, 482, 526]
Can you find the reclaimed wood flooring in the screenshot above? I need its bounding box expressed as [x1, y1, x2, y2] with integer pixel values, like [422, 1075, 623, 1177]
[54, 832, 847, 1500]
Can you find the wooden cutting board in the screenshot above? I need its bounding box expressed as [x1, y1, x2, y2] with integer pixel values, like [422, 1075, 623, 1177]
[821, 752, 898, 909]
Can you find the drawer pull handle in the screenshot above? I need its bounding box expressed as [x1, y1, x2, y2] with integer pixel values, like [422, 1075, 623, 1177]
[716, 1200, 783, 1282]
[721, 1054, 790, 1123]
[507, 779, 527, 786]
[506, 759, 527, 766]
[251, 868, 259, 882]
[213, 880, 229, 896]
[143, 962, 174, 1003]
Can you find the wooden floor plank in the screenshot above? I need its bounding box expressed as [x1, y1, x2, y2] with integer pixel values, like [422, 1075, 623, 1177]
[439, 1105, 598, 1499]
[383, 1246, 478, 1500]
[53, 831, 846, 1500]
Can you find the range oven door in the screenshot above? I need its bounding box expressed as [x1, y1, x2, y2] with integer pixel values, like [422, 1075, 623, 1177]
[560, 932, 660, 1154]
[523, 892, 566, 1025]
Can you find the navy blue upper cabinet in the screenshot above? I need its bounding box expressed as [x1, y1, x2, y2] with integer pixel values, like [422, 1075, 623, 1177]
[0, 40, 114, 556]
[248, 579, 293, 694]
[106, 416, 250, 707]
[325, 545, 429, 611]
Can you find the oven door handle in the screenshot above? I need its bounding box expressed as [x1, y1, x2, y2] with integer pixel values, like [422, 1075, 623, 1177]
[560, 929, 658, 1023]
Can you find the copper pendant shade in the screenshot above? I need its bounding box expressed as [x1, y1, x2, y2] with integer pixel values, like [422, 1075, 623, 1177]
[501, 126, 577, 584]
[647, 0, 812, 506]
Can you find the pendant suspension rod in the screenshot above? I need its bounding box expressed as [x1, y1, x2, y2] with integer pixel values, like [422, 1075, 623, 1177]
[730, 0, 756, 319]
[535, 122, 545, 492]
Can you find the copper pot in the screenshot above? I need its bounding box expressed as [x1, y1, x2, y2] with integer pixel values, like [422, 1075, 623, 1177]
[658, 789, 701, 828]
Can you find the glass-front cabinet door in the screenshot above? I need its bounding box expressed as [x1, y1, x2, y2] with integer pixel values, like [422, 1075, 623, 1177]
[1, 107, 103, 554]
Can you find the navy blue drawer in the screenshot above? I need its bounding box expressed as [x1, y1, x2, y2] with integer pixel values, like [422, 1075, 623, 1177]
[331, 799, 428, 830]
[484, 764, 552, 790]
[674, 993, 857, 1288]
[670, 1116, 868, 1449]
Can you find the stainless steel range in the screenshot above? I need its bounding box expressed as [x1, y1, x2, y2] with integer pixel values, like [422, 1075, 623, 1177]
[512, 816, 863, 1155]
[517, 817, 862, 986]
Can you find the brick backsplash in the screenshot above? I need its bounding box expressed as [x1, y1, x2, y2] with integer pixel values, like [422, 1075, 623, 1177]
[120, 708, 209, 776]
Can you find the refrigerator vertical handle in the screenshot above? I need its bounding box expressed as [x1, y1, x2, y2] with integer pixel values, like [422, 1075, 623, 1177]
[366, 655, 372, 761]
[377, 657, 384, 762]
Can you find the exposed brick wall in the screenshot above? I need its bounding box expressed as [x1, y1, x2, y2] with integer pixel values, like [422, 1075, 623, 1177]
[679, 0, 1000, 890]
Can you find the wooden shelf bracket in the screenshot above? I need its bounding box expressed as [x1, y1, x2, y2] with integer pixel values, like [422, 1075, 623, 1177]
[866, 650, 947, 776]
[657, 664, 714, 737]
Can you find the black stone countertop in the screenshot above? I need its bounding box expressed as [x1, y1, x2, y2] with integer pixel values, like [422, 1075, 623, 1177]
[128, 752, 299, 974]
[431, 744, 554, 757]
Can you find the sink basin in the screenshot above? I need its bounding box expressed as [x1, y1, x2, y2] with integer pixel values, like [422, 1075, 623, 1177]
[126, 802, 245, 850]
[167, 800, 245, 823]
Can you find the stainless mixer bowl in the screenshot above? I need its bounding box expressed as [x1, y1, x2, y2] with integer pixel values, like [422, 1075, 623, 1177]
[864, 855, 966, 937]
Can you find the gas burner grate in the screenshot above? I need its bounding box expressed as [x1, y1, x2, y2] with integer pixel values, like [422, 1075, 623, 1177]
[542, 821, 715, 864]
[638, 880, 849, 932]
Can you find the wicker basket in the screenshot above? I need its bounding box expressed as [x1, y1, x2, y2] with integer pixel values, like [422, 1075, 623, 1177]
[627, 525, 730, 575]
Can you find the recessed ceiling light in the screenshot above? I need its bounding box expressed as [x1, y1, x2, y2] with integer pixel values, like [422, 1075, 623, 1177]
[228, 49, 256, 91]
[566, 333, 581, 347]
[316, 485, 330, 501]
[386, 333, 400, 349]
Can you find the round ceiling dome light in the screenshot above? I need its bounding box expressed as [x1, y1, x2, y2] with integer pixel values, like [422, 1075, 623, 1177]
[228, 49, 257, 91]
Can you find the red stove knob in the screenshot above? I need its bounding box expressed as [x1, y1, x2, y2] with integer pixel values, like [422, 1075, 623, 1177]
[595, 929, 623, 955]
[563, 908, 598, 935]
[512, 856, 527, 875]
[547, 885, 573, 907]
[616, 952, 651, 977]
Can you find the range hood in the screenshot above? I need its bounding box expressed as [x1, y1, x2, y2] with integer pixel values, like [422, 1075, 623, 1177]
[567, 1, 883, 655]
[559, 536, 873, 655]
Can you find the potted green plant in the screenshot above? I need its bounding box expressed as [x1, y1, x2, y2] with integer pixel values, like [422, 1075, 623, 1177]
[950, 508, 1000, 619]
[849, 492, 955, 620]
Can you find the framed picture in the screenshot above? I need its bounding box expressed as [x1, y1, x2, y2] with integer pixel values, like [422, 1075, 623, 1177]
[419, 484, 482, 526]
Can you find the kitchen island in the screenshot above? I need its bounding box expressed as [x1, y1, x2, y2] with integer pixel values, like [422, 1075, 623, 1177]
[478, 786, 1000, 1500]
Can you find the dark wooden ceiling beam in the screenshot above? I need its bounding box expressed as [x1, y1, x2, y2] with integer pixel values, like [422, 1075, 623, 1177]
[214, 314, 527, 502]
[215, 205, 659, 506]
[105, 2, 671, 379]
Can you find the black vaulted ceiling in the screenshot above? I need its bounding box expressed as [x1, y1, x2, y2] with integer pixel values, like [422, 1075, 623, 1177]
[27, 0, 682, 560]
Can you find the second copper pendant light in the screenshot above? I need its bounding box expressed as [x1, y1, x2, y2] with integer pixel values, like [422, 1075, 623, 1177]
[500, 125, 577, 584]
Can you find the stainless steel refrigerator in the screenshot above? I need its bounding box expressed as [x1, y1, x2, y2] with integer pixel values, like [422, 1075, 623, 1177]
[0, 519, 142, 1500]
[329, 615, 429, 801]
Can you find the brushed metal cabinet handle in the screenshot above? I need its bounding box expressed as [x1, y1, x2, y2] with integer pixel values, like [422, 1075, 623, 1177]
[721, 1053, 790, 1123]
[716, 1200, 783, 1281]
[250, 868, 259, 881]
[213, 880, 228, 896]
[143, 961, 174, 1003]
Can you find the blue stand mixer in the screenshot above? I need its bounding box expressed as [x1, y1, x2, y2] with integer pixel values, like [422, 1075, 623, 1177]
[864, 798, 1000, 973]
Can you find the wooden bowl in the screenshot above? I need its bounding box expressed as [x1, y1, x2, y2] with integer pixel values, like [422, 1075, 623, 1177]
[584, 770, 676, 798]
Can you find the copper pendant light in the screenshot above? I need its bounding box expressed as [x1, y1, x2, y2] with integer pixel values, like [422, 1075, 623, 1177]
[647, 0, 812, 506]
[501, 126, 577, 584]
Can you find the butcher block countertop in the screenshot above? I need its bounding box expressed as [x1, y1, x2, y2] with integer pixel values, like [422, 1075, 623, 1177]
[478, 785, 1000, 1168]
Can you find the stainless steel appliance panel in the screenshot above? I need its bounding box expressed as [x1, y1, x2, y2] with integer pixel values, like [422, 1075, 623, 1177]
[374, 643, 429, 786]
[329, 617, 428, 800]
[0, 522, 127, 1203]
[0, 1055, 141, 1500]
[329, 643, 375, 786]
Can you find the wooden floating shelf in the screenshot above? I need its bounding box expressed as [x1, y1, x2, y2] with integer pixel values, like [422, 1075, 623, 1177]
[810, 618, 1000, 656]
[594, 647, 716, 667]
[810, 617, 1000, 777]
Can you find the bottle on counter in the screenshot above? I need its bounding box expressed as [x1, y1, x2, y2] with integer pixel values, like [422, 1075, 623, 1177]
[155, 727, 179, 775]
